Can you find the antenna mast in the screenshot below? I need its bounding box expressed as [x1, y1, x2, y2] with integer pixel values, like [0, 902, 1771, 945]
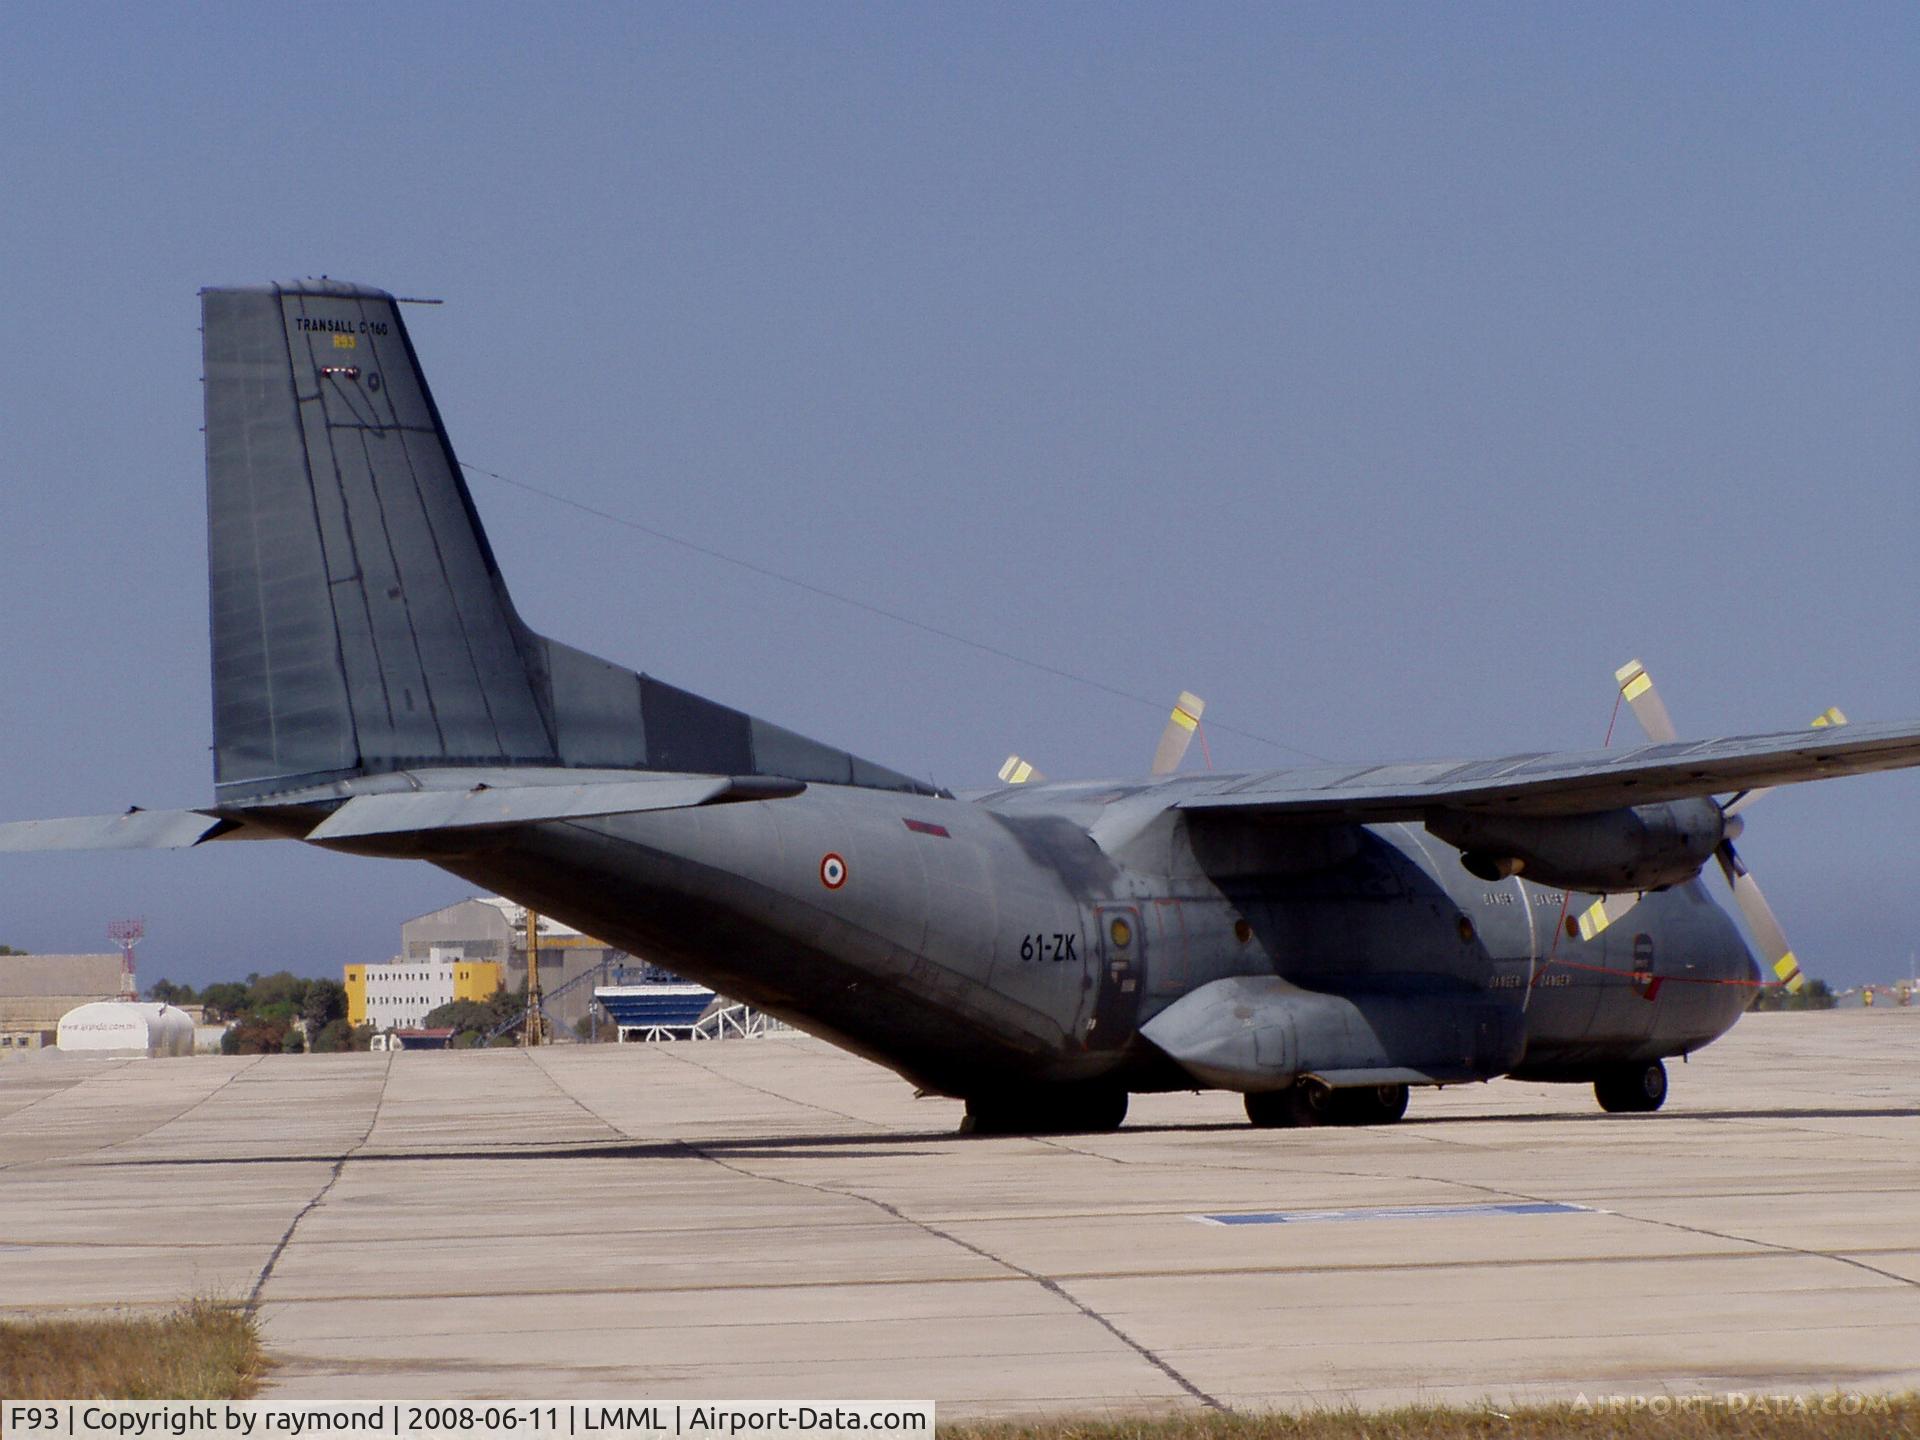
[522, 908, 548, 1046]
[107, 918, 144, 999]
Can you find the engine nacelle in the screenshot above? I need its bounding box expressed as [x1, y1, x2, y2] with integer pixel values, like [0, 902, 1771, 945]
[1426, 798, 1724, 893]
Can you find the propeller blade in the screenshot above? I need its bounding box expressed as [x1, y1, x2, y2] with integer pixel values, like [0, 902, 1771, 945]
[1574, 891, 1645, 942]
[997, 755, 1044, 785]
[1614, 659, 1679, 744]
[1150, 692, 1206, 776]
[1715, 841, 1805, 992]
[1611, 660, 1811, 992]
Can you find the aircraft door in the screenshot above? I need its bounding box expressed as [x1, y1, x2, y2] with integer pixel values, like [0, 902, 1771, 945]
[1086, 904, 1146, 1050]
[1148, 899, 1190, 996]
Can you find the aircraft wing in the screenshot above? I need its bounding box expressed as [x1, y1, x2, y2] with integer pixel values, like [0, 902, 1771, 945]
[0, 774, 808, 851]
[1177, 716, 1920, 821]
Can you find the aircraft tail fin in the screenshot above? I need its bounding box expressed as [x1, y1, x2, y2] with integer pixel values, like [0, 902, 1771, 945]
[201, 280, 935, 803]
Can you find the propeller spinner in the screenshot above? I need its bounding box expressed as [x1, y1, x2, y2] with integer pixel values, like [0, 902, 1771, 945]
[1578, 659, 1825, 993]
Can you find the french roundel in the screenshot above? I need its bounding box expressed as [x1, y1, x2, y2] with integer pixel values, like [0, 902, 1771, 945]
[819, 853, 848, 889]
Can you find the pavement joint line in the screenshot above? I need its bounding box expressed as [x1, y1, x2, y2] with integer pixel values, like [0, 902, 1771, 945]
[1334, 1163, 1920, 1296]
[14, 1237, 1911, 1318]
[1682, 1111, 1920, 1143]
[676, 1138, 1231, 1413]
[652, 1044, 882, 1128]
[11, 1226, 1919, 1269]
[247, 1049, 393, 1310]
[72, 1128, 967, 1168]
[1324, 1166, 1920, 1295]
[1578, 1207, 1920, 1293]
[511, 1047, 633, 1142]
[10, 1018, 1917, 1408]
[0, 1060, 138, 1133]
[1035, 1136, 1920, 1294]
[0, 1056, 265, 1173]
[526, 1050, 1227, 1412]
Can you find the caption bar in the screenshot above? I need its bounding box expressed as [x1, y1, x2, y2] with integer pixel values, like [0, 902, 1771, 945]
[3, 1407, 934, 1440]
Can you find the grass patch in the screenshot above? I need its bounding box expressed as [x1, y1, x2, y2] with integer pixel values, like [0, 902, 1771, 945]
[944, 1394, 1920, 1440]
[0, 1300, 266, 1399]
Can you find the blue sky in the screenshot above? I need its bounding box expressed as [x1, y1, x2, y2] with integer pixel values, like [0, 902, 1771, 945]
[2, 3, 1915, 990]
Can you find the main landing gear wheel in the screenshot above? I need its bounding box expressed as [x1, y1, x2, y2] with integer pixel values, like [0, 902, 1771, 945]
[960, 1085, 1128, 1135]
[1245, 1081, 1331, 1127]
[1334, 1083, 1410, 1126]
[1246, 1082, 1410, 1128]
[1594, 1059, 1668, 1113]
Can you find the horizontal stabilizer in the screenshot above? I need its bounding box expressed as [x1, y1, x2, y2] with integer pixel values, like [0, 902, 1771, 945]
[303, 773, 804, 841]
[0, 809, 243, 852]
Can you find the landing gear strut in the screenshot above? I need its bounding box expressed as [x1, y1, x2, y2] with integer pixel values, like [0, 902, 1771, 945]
[1594, 1058, 1668, 1113]
[1245, 1081, 1409, 1128]
[960, 1085, 1129, 1135]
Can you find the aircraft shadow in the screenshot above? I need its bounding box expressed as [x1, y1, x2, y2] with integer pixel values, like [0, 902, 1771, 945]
[1402, 1105, 1918, 1125]
[71, 1107, 1917, 1169]
[83, 1130, 969, 1167]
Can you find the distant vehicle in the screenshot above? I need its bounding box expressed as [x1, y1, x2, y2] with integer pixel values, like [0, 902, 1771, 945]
[7, 280, 1920, 1132]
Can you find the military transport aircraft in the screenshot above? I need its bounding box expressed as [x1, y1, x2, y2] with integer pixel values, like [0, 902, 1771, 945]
[6, 279, 1920, 1134]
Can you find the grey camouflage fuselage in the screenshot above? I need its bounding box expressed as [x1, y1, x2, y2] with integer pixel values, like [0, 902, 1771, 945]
[15, 277, 1916, 1130]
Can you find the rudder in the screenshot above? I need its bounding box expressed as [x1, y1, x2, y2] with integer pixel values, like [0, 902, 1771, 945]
[201, 279, 936, 802]
[204, 280, 554, 796]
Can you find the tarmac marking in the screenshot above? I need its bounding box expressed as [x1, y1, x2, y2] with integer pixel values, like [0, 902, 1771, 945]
[1192, 1201, 1597, 1226]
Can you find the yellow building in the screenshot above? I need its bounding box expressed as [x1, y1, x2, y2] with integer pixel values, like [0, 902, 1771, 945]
[395, 897, 638, 1030]
[344, 954, 503, 1030]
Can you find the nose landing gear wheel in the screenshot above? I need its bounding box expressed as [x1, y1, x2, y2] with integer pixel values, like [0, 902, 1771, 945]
[1594, 1058, 1668, 1113]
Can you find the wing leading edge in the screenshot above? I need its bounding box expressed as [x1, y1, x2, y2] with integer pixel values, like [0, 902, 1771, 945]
[1176, 716, 1920, 822]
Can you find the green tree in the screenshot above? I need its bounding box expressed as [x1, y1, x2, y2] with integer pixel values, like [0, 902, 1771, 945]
[200, 982, 249, 1020]
[246, 971, 309, 1014]
[423, 998, 507, 1048]
[147, 978, 197, 1005]
[221, 1015, 292, 1055]
[310, 1018, 356, 1053]
[301, 979, 347, 1031]
[0, 943, 26, 956]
